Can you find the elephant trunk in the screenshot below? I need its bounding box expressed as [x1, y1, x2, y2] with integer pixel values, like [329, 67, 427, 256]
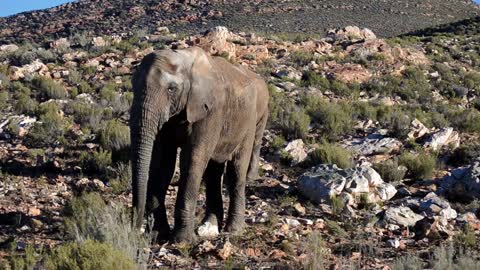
[130, 97, 168, 228]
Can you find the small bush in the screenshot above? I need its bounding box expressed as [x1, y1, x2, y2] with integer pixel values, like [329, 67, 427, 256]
[304, 97, 353, 140]
[32, 76, 67, 100]
[62, 193, 152, 268]
[109, 162, 132, 194]
[44, 240, 135, 270]
[279, 109, 311, 139]
[392, 254, 424, 270]
[99, 120, 130, 151]
[270, 135, 286, 151]
[14, 94, 38, 115]
[399, 152, 436, 180]
[330, 80, 351, 97]
[66, 101, 104, 131]
[79, 150, 112, 174]
[390, 112, 410, 140]
[304, 232, 327, 270]
[448, 143, 480, 166]
[308, 142, 352, 169]
[0, 91, 9, 109]
[289, 50, 316, 66]
[373, 159, 406, 182]
[27, 103, 65, 145]
[331, 195, 346, 216]
[1, 244, 38, 270]
[430, 245, 480, 270]
[301, 71, 330, 89]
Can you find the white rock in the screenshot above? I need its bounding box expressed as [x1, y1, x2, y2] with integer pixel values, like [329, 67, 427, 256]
[343, 133, 402, 155]
[197, 221, 219, 238]
[424, 127, 460, 151]
[284, 218, 301, 227]
[387, 239, 400, 248]
[384, 206, 423, 227]
[283, 139, 308, 166]
[376, 183, 397, 201]
[0, 44, 19, 53]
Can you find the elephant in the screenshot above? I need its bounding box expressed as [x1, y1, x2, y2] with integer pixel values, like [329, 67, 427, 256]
[130, 46, 269, 243]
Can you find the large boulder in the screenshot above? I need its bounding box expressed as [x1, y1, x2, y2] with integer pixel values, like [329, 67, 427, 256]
[327, 26, 377, 43]
[441, 158, 480, 201]
[297, 164, 397, 205]
[195, 26, 236, 59]
[423, 127, 460, 151]
[383, 206, 423, 227]
[342, 133, 402, 156]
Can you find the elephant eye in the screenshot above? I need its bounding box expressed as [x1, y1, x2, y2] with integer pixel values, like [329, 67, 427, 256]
[167, 83, 177, 93]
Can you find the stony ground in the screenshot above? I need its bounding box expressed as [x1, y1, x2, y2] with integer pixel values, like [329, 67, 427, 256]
[1, 17, 480, 269]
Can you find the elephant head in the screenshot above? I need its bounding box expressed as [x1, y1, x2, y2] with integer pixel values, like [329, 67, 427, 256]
[130, 47, 218, 227]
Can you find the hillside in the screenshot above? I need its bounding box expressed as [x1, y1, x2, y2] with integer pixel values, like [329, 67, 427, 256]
[0, 0, 480, 44]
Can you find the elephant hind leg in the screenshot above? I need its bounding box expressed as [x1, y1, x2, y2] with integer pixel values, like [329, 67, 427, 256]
[146, 138, 177, 241]
[198, 160, 225, 237]
[247, 110, 268, 182]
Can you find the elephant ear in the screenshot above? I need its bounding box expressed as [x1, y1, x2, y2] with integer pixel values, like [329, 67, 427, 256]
[186, 47, 217, 123]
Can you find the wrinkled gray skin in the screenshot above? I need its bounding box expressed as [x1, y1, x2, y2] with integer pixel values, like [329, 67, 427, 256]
[130, 47, 268, 243]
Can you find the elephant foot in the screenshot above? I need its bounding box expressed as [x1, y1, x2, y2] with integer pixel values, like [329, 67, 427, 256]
[172, 227, 197, 243]
[152, 228, 171, 243]
[224, 219, 246, 235]
[246, 172, 260, 182]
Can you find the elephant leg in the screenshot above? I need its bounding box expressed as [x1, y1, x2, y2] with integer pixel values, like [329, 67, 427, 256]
[172, 145, 212, 243]
[198, 160, 225, 236]
[246, 111, 268, 182]
[224, 133, 255, 234]
[146, 138, 177, 241]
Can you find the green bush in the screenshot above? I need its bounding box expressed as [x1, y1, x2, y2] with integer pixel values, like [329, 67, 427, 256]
[109, 162, 132, 194]
[27, 103, 65, 145]
[448, 143, 480, 167]
[390, 112, 411, 140]
[373, 159, 406, 182]
[99, 120, 130, 151]
[62, 193, 152, 268]
[0, 91, 9, 109]
[399, 152, 436, 180]
[304, 97, 353, 140]
[308, 141, 352, 169]
[279, 109, 311, 140]
[1, 244, 38, 270]
[79, 150, 112, 174]
[289, 50, 316, 66]
[66, 101, 104, 131]
[330, 80, 351, 97]
[301, 71, 330, 88]
[32, 76, 67, 100]
[14, 94, 38, 115]
[44, 240, 135, 270]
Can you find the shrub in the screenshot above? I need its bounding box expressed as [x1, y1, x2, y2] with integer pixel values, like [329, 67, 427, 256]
[330, 80, 351, 97]
[62, 193, 152, 268]
[77, 81, 93, 94]
[0, 91, 9, 109]
[270, 135, 286, 151]
[1, 244, 38, 270]
[14, 94, 38, 115]
[279, 109, 311, 140]
[44, 240, 135, 270]
[68, 69, 83, 85]
[399, 152, 436, 180]
[99, 120, 130, 151]
[109, 162, 132, 194]
[308, 141, 352, 169]
[301, 71, 330, 89]
[448, 143, 480, 166]
[79, 150, 112, 174]
[32, 76, 67, 100]
[27, 103, 65, 145]
[389, 112, 411, 140]
[304, 232, 327, 270]
[448, 109, 480, 133]
[289, 50, 316, 66]
[305, 98, 353, 140]
[373, 159, 406, 182]
[66, 101, 104, 131]
[430, 245, 480, 270]
[392, 254, 424, 270]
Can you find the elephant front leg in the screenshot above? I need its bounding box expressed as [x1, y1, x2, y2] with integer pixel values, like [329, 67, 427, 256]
[172, 147, 211, 243]
[198, 160, 225, 238]
[247, 111, 268, 182]
[224, 134, 255, 234]
[146, 140, 177, 241]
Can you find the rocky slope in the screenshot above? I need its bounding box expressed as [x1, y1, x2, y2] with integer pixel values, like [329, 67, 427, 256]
[1, 0, 480, 44]
[1, 16, 480, 270]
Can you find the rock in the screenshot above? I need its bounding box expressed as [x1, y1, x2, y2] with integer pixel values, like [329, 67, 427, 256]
[196, 26, 236, 59]
[284, 218, 301, 227]
[0, 44, 19, 53]
[384, 206, 423, 227]
[27, 207, 41, 216]
[50, 38, 70, 49]
[458, 212, 480, 230]
[441, 159, 480, 200]
[273, 66, 303, 81]
[293, 203, 306, 216]
[92, 36, 107, 47]
[327, 26, 377, 42]
[3, 115, 37, 137]
[156, 26, 170, 34]
[297, 164, 347, 203]
[408, 119, 430, 140]
[419, 192, 457, 220]
[9, 59, 48, 80]
[216, 240, 233, 260]
[283, 139, 308, 165]
[387, 238, 400, 248]
[327, 63, 372, 83]
[453, 85, 469, 97]
[76, 178, 105, 191]
[343, 133, 402, 156]
[423, 127, 460, 151]
[297, 164, 397, 205]
[197, 221, 220, 238]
